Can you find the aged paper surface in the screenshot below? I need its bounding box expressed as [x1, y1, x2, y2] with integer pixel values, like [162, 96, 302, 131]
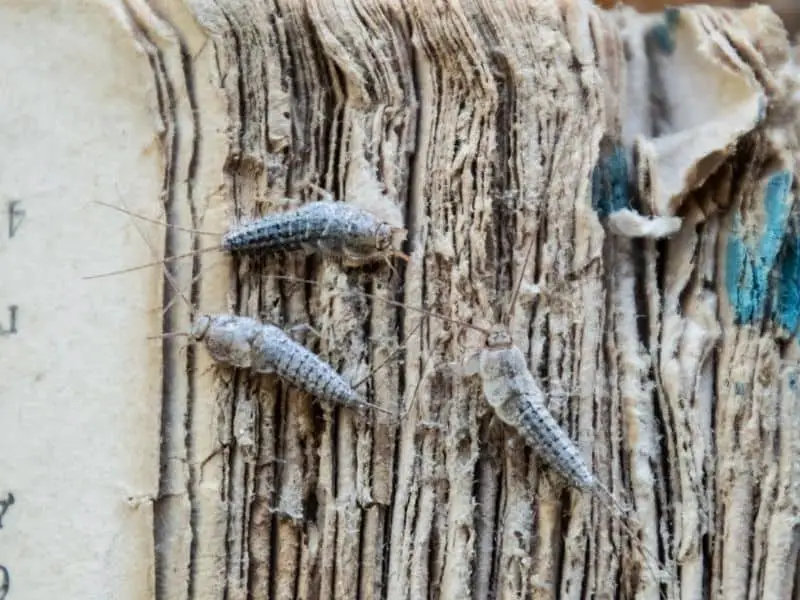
[1, 2, 798, 600]
[0, 2, 164, 598]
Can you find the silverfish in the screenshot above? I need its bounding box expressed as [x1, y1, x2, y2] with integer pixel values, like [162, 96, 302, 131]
[266, 272, 597, 490]
[190, 313, 383, 415]
[456, 310, 667, 586]
[89, 195, 408, 277]
[260, 277, 597, 491]
[222, 200, 408, 266]
[464, 327, 595, 490]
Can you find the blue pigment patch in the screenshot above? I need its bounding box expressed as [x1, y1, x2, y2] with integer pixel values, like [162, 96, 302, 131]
[774, 222, 800, 335]
[725, 170, 794, 324]
[663, 7, 680, 28]
[648, 8, 680, 55]
[591, 145, 631, 219]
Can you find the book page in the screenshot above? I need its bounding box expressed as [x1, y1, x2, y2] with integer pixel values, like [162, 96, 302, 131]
[0, 2, 164, 597]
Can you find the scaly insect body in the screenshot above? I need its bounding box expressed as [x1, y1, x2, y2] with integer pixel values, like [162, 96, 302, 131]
[89, 192, 407, 283]
[191, 314, 362, 412]
[222, 201, 406, 265]
[463, 324, 666, 587]
[466, 328, 594, 491]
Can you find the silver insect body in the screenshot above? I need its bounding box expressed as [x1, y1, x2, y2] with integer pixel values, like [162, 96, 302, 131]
[190, 314, 362, 411]
[468, 328, 595, 490]
[463, 327, 669, 583]
[221, 201, 405, 265]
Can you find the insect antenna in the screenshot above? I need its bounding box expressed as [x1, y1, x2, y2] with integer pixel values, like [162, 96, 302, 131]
[86, 191, 411, 281]
[395, 332, 448, 425]
[392, 249, 411, 262]
[97, 193, 212, 379]
[145, 332, 194, 365]
[502, 205, 539, 329]
[159, 255, 228, 317]
[89, 195, 481, 421]
[84, 189, 234, 330]
[305, 181, 411, 271]
[490, 198, 670, 591]
[381, 248, 410, 280]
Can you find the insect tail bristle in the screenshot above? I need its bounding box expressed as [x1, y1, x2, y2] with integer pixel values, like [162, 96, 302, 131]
[592, 481, 671, 594]
[92, 192, 218, 338]
[82, 246, 223, 280]
[92, 199, 221, 236]
[354, 399, 395, 417]
[97, 192, 200, 323]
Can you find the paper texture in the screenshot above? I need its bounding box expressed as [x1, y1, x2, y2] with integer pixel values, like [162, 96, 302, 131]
[0, 2, 165, 598]
[1, 2, 797, 600]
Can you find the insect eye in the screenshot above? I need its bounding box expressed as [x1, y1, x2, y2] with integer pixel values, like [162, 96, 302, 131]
[377, 226, 392, 249]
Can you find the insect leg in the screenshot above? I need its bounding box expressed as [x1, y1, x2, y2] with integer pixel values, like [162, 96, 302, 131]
[304, 181, 335, 203]
[284, 322, 322, 341]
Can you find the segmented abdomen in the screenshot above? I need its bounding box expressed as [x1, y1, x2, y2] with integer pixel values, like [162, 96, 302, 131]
[514, 397, 595, 490]
[222, 201, 375, 255]
[252, 324, 361, 409]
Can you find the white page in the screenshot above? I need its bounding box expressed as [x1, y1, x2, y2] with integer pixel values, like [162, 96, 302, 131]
[0, 2, 164, 598]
